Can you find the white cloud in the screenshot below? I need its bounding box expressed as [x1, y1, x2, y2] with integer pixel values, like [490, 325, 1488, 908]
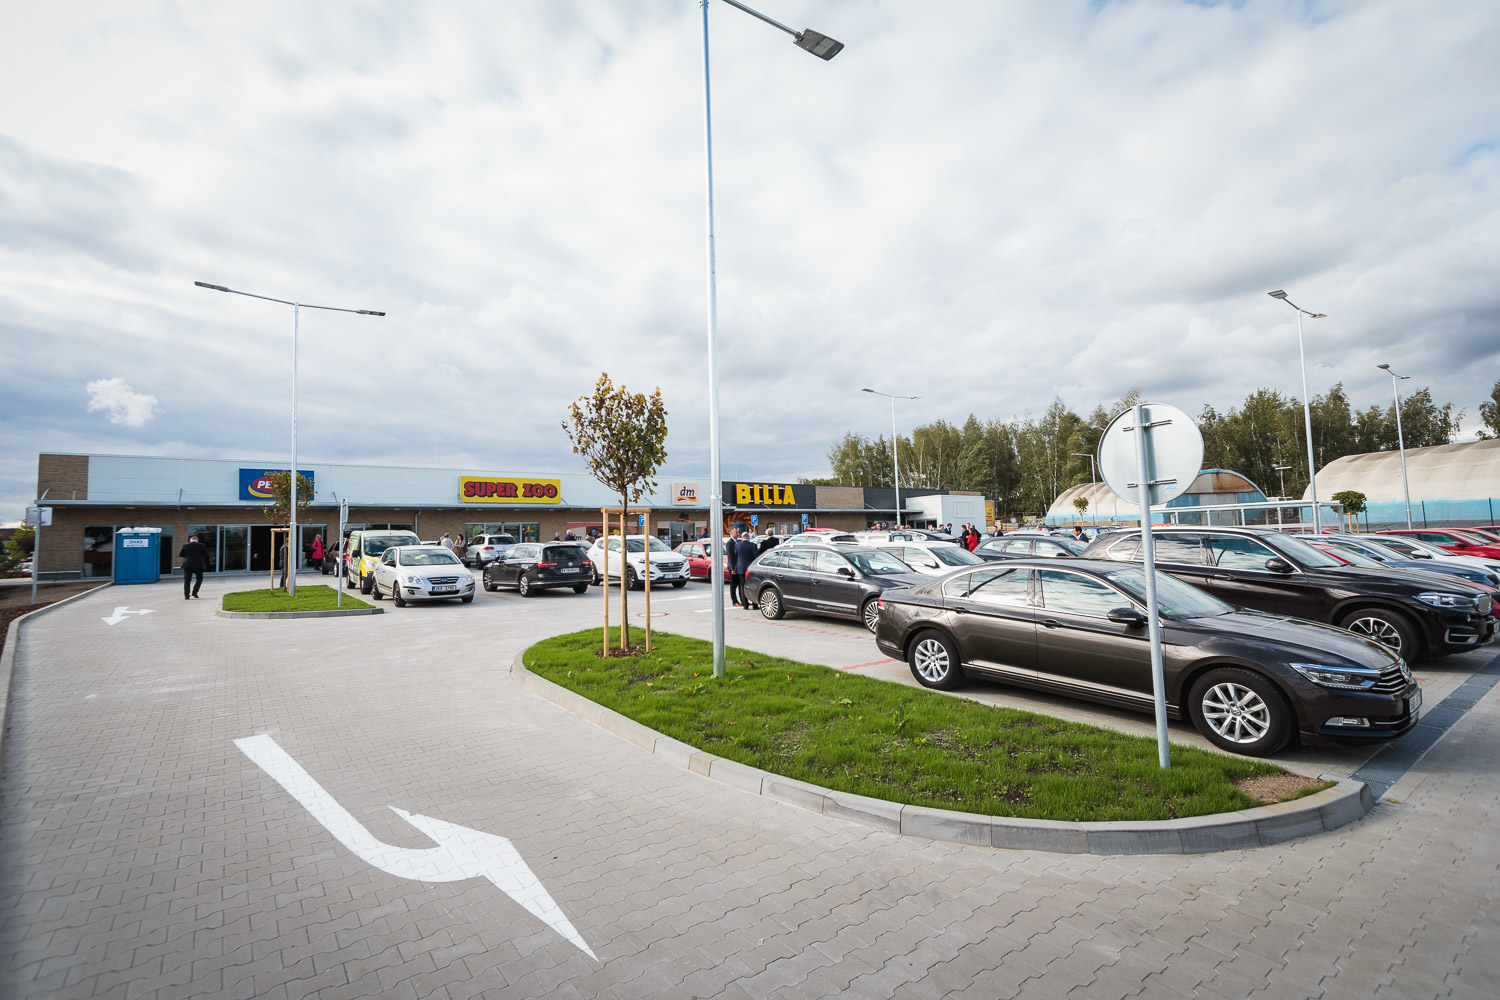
[85, 377, 158, 427]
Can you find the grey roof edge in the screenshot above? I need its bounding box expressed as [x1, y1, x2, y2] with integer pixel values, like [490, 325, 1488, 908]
[511, 651, 1372, 854]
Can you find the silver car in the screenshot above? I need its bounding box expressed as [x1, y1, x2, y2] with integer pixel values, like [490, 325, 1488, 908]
[465, 534, 516, 567]
[371, 545, 475, 606]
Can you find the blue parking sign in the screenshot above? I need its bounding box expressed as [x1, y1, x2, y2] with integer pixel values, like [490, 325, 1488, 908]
[750, 515, 758, 525]
[638, 513, 645, 526]
[801, 513, 809, 524]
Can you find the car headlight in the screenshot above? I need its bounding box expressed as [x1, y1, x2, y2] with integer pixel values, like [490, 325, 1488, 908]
[1290, 662, 1380, 691]
[1415, 592, 1477, 609]
[402, 574, 422, 586]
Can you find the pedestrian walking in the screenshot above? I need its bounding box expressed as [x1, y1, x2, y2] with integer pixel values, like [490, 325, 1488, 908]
[735, 529, 760, 609]
[179, 534, 210, 599]
[310, 534, 324, 572]
[440, 533, 455, 551]
[727, 527, 746, 607]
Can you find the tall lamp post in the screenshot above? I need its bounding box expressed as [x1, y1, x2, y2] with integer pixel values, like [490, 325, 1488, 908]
[701, 0, 841, 679]
[1268, 290, 1327, 533]
[863, 389, 919, 527]
[196, 281, 385, 597]
[1377, 363, 1414, 530]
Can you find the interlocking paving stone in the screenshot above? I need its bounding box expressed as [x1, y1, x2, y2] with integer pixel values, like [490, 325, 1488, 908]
[0, 578, 1496, 998]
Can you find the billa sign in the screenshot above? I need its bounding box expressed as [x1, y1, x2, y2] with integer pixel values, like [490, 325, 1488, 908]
[671, 482, 700, 506]
[726, 482, 800, 508]
[460, 476, 562, 503]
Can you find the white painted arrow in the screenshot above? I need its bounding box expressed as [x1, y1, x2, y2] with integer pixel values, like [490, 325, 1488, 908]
[234, 734, 595, 959]
[101, 606, 155, 625]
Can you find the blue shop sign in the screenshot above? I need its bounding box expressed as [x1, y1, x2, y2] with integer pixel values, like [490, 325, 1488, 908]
[240, 468, 315, 502]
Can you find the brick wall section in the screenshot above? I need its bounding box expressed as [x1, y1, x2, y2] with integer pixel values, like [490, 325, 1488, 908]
[37, 454, 88, 501]
[814, 485, 864, 510]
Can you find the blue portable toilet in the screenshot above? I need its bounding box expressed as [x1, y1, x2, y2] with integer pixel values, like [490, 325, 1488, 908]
[114, 527, 163, 584]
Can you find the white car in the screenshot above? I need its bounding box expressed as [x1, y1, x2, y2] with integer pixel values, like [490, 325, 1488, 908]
[871, 539, 986, 576]
[1358, 534, 1500, 576]
[781, 532, 858, 547]
[586, 535, 690, 590]
[370, 545, 475, 606]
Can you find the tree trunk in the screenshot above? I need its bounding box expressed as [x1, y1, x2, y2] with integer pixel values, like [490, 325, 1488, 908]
[619, 499, 630, 649]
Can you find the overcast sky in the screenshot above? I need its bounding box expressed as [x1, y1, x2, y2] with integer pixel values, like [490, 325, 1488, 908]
[2, 0, 1496, 519]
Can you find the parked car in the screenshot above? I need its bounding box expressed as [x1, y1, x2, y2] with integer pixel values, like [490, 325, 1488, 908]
[1311, 536, 1500, 591]
[874, 559, 1421, 756]
[585, 535, 690, 589]
[1357, 533, 1500, 577]
[675, 539, 730, 581]
[780, 531, 859, 547]
[856, 529, 947, 545]
[745, 544, 925, 632]
[370, 545, 475, 606]
[465, 534, 517, 567]
[872, 539, 986, 576]
[1079, 527, 1495, 662]
[975, 535, 1086, 560]
[482, 542, 591, 596]
[1379, 528, 1500, 560]
[17, 559, 32, 578]
[345, 530, 421, 594]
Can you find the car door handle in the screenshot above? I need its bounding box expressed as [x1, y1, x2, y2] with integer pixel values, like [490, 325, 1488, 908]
[1212, 574, 1233, 581]
[1040, 618, 1062, 629]
[953, 606, 967, 615]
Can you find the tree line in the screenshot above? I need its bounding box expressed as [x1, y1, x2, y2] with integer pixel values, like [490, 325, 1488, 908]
[812, 379, 1500, 520]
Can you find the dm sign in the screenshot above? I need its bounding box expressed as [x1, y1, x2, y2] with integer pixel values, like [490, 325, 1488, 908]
[671, 482, 700, 506]
[240, 468, 315, 502]
[460, 476, 562, 503]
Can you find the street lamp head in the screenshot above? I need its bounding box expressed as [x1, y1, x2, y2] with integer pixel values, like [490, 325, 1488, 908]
[1308, 312, 1327, 319]
[357, 309, 386, 316]
[1377, 363, 1390, 370]
[861, 388, 875, 394]
[1268, 289, 1288, 300]
[195, 281, 230, 292]
[793, 28, 843, 59]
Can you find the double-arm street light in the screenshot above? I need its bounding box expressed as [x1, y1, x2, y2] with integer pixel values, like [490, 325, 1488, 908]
[701, 0, 842, 678]
[1268, 290, 1327, 533]
[196, 281, 385, 596]
[1378, 363, 1414, 529]
[1272, 463, 1293, 500]
[863, 389, 920, 527]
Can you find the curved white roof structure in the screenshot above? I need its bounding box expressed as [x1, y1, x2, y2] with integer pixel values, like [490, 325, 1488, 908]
[1048, 469, 1264, 519]
[1305, 438, 1500, 502]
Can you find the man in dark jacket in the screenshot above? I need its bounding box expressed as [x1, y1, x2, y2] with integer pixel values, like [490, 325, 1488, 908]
[179, 534, 210, 599]
[734, 529, 760, 609]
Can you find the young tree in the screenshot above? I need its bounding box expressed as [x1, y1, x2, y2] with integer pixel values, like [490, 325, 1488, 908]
[563, 373, 668, 651]
[1072, 496, 1089, 518]
[259, 471, 314, 525]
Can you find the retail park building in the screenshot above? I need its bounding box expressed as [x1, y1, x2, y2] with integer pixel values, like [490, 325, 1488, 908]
[27, 453, 990, 580]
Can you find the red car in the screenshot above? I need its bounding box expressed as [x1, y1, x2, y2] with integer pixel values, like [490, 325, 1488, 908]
[674, 540, 730, 582]
[1379, 529, 1500, 560]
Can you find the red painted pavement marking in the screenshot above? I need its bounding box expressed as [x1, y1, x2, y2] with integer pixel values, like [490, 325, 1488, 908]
[839, 660, 893, 671]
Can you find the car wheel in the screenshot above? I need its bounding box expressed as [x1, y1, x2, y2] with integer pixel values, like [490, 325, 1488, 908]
[625, 567, 640, 591]
[591, 566, 602, 586]
[370, 578, 383, 600]
[672, 579, 687, 589]
[908, 630, 962, 690]
[573, 583, 589, 594]
[1188, 667, 1292, 757]
[861, 598, 881, 633]
[359, 573, 372, 594]
[483, 573, 496, 592]
[517, 573, 533, 597]
[759, 587, 785, 620]
[1339, 608, 1420, 660]
[393, 584, 407, 608]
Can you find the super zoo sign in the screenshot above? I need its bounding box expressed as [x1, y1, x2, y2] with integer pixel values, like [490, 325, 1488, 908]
[460, 476, 562, 504]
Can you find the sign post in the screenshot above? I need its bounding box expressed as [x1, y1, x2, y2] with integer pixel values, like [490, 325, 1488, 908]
[337, 499, 348, 607]
[26, 504, 51, 605]
[1097, 401, 1203, 769]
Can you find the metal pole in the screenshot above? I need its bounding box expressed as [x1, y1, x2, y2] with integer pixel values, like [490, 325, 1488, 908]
[702, 0, 725, 679]
[1389, 371, 1413, 530]
[890, 395, 901, 526]
[1295, 309, 1320, 535]
[30, 521, 40, 606]
[1131, 404, 1171, 768]
[289, 302, 299, 597]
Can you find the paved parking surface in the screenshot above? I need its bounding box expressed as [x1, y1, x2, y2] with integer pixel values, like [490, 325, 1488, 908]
[1, 575, 1496, 998]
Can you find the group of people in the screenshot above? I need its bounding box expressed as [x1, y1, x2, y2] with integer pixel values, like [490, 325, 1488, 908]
[724, 525, 779, 609]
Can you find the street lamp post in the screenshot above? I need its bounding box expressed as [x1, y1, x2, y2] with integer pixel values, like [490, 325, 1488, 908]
[1268, 291, 1327, 533]
[863, 389, 919, 527]
[701, 0, 841, 679]
[196, 281, 384, 597]
[1378, 364, 1414, 530]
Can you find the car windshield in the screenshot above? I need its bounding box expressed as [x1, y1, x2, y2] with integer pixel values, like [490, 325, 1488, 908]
[363, 535, 412, 557]
[1101, 567, 1233, 618]
[931, 545, 983, 566]
[1316, 544, 1384, 568]
[1450, 530, 1495, 545]
[847, 550, 912, 575]
[402, 549, 461, 566]
[624, 537, 672, 553]
[1264, 532, 1343, 568]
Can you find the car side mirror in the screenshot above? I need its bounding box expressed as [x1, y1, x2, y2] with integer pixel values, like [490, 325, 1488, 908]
[1107, 607, 1147, 627]
[837, 566, 854, 578]
[1265, 557, 1293, 574]
[924, 560, 939, 569]
[1412, 551, 1432, 559]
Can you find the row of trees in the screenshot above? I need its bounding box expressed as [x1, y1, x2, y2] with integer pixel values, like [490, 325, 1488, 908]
[815, 380, 1497, 519]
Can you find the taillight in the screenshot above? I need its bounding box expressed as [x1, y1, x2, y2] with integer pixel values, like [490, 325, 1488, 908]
[537, 561, 556, 568]
[878, 597, 885, 610]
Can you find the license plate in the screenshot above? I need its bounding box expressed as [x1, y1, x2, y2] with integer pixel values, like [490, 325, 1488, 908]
[559, 567, 580, 573]
[431, 586, 457, 594]
[1409, 688, 1422, 716]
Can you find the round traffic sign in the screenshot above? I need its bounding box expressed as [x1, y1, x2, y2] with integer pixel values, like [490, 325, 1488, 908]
[1097, 402, 1203, 506]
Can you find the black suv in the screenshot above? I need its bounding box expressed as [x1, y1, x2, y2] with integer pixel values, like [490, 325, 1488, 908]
[482, 543, 591, 596]
[1079, 527, 1495, 662]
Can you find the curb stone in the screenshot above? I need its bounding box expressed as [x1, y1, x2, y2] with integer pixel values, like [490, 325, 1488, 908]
[214, 607, 382, 619]
[1, 583, 114, 777]
[512, 650, 1375, 854]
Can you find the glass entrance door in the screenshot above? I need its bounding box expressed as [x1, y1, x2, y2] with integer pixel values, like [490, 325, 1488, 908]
[221, 527, 248, 571]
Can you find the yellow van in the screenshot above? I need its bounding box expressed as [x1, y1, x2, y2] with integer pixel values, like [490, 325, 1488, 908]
[344, 530, 420, 593]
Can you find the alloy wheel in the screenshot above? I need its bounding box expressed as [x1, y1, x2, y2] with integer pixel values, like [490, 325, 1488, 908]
[912, 637, 951, 684]
[862, 599, 880, 632]
[1346, 615, 1403, 652]
[1200, 682, 1271, 745]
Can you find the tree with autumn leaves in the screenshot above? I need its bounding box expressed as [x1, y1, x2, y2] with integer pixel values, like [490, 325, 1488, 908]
[563, 374, 668, 651]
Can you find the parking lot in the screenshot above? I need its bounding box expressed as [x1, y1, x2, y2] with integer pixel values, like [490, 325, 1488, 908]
[1, 572, 1496, 999]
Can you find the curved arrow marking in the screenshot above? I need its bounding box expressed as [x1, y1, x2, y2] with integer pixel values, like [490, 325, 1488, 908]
[235, 734, 595, 959]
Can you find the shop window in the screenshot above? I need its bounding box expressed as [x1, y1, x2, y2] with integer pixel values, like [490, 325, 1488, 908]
[82, 526, 114, 578]
[188, 525, 220, 572]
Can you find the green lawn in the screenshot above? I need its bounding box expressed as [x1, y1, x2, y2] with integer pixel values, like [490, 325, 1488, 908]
[222, 586, 372, 612]
[525, 629, 1303, 823]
